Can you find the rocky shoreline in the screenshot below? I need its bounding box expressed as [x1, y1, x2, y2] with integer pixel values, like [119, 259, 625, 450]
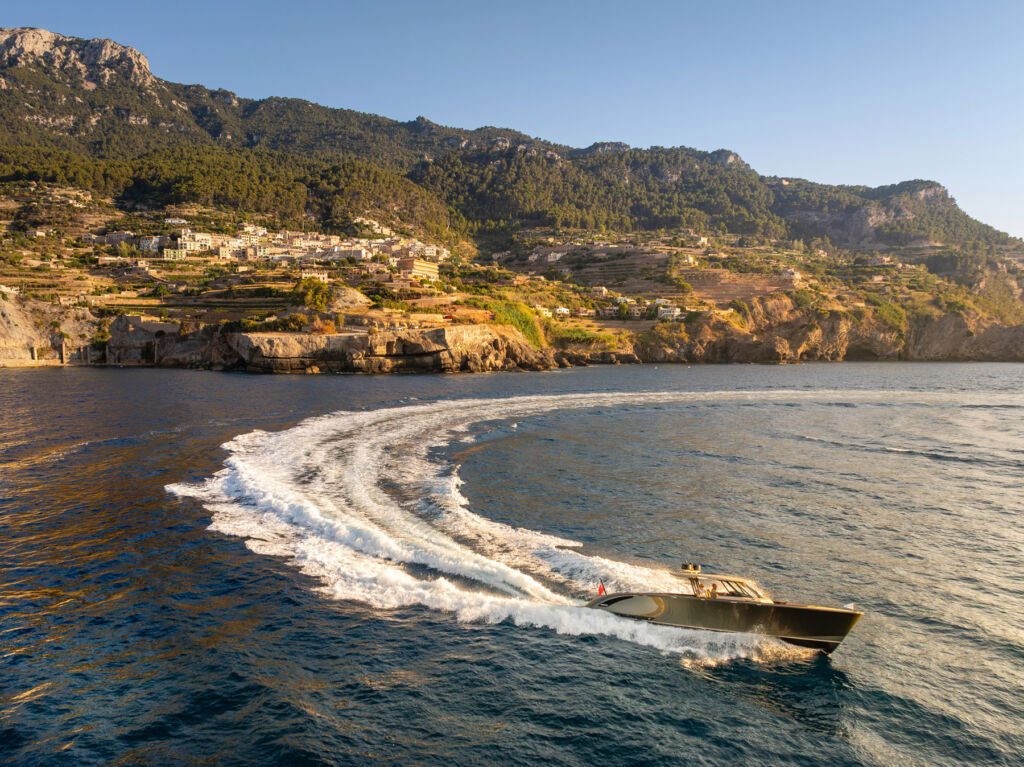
[3, 294, 1023, 374]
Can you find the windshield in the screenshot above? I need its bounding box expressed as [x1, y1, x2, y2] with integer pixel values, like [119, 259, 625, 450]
[689, 576, 768, 600]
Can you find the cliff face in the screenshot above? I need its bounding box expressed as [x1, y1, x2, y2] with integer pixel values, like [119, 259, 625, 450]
[905, 313, 1024, 361]
[216, 324, 554, 373]
[104, 316, 555, 373]
[0, 27, 155, 89]
[613, 295, 1024, 365]
[6, 302, 1020, 372]
[0, 291, 98, 365]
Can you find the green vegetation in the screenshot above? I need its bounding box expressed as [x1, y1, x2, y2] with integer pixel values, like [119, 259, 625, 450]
[293, 277, 331, 313]
[220, 313, 309, 333]
[728, 299, 751, 318]
[91, 321, 111, 349]
[1, 51, 1018, 255]
[548, 326, 616, 349]
[1, 37, 1022, 351]
[789, 289, 817, 309]
[636, 321, 689, 345]
[0, 144, 461, 247]
[864, 293, 907, 332]
[461, 298, 545, 347]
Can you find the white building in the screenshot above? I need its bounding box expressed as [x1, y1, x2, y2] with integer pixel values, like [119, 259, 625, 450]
[657, 306, 682, 320]
[136, 236, 163, 252]
[334, 247, 370, 260]
[179, 230, 212, 252]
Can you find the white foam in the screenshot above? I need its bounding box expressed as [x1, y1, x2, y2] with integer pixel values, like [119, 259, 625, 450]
[167, 389, 936, 660]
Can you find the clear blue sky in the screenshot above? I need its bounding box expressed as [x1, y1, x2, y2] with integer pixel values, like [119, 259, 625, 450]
[6, 0, 1023, 237]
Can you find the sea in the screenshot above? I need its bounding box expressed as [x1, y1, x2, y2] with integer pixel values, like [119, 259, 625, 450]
[1, 363, 1022, 766]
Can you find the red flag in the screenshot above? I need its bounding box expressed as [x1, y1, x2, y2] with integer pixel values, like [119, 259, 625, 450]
[598, 580, 606, 596]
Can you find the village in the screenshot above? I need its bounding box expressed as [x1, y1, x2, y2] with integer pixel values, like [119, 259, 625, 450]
[1, 181, 984, 372]
[83, 215, 449, 289]
[0, 186, 735, 341]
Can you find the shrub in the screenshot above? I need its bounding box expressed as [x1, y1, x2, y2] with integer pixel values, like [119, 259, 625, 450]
[637, 322, 688, 345]
[872, 301, 906, 332]
[862, 294, 906, 331]
[550, 326, 616, 349]
[463, 298, 545, 347]
[790, 289, 816, 309]
[310, 317, 337, 335]
[863, 292, 887, 307]
[729, 299, 751, 318]
[91, 323, 110, 349]
[293, 277, 331, 312]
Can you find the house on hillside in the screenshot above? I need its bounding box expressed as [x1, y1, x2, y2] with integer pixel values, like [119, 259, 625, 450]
[334, 247, 370, 260]
[136, 236, 165, 252]
[397, 257, 439, 282]
[179, 230, 213, 252]
[657, 306, 682, 320]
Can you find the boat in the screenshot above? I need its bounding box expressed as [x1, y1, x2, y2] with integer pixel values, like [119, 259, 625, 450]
[585, 563, 862, 653]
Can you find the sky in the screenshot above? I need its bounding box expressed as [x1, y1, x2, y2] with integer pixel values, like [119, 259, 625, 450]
[5, 0, 1023, 236]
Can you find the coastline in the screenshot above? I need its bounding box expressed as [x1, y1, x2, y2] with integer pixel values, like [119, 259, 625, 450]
[3, 308, 1023, 374]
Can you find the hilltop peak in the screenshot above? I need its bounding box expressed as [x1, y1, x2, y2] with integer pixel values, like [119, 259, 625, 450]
[0, 27, 154, 88]
[573, 141, 631, 156]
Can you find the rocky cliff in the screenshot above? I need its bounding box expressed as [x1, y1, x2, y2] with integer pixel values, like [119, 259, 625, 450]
[3, 298, 1022, 372]
[0, 290, 98, 365]
[102, 316, 555, 373]
[557, 295, 1024, 366]
[0, 27, 155, 89]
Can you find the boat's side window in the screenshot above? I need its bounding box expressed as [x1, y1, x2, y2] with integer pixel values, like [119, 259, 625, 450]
[722, 580, 755, 598]
[601, 596, 634, 607]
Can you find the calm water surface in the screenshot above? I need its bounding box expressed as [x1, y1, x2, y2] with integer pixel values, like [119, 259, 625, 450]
[1, 364, 1022, 766]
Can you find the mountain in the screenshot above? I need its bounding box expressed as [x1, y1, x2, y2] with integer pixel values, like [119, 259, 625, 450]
[0, 27, 563, 168]
[0, 26, 1019, 255]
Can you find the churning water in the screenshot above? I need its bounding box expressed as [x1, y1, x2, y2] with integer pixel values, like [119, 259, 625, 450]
[1, 364, 1022, 765]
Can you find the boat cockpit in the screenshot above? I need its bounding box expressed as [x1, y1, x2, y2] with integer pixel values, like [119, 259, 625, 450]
[678, 563, 772, 603]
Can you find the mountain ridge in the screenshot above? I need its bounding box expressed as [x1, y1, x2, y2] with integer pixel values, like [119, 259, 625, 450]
[0, 26, 1019, 255]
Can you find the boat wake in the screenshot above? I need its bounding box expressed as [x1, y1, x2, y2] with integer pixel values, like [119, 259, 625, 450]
[167, 390, 901, 661]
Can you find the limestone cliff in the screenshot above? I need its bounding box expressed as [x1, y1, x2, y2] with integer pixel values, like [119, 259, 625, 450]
[566, 295, 1024, 365]
[4, 300, 1021, 372]
[0, 27, 155, 89]
[102, 316, 556, 374]
[0, 291, 98, 365]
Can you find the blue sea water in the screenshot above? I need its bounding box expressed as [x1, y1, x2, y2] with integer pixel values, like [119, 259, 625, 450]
[1, 363, 1023, 766]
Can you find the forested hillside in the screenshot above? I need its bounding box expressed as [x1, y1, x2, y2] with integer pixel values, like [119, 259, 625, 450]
[0, 26, 1019, 257]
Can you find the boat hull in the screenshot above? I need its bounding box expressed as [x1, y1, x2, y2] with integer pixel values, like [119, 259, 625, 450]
[586, 593, 862, 653]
